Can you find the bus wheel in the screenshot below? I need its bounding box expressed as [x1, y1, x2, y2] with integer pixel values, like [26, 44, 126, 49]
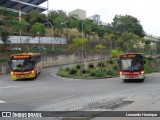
[123, 79, 128, 82]
[34, 71, 37, 79]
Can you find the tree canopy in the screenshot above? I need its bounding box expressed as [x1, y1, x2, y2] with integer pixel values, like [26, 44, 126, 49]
[112, 15, 145, 37]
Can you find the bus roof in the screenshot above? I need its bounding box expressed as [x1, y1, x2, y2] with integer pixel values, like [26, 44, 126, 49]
[10, 53, 41, 58]
[119, 53, 143, 58]
[120, 53, 143, 56]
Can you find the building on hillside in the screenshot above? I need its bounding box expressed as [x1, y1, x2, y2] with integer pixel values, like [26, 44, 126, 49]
[68, 9, 86, 20]
[87, 14, 101, 25]
[144, 35, 159, 49]
[134, 35, 160, 50]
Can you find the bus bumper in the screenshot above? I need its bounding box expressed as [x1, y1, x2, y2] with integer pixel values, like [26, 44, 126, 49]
[120, 74, 145, 80]
[10, 72, 37, 80]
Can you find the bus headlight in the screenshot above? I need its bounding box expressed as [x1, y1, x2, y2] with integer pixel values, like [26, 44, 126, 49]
[31, 70, 35, 73]
[141, 71, 144, 74]
[120, 71, 122, 75]
[11, 71, 14, 75]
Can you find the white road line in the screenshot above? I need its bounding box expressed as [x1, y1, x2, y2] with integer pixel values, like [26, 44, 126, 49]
[0, 86, 18, 89]
[52, 73, 79, 81]
[52, 95, 75, 102]
[0, 100, 6, 103]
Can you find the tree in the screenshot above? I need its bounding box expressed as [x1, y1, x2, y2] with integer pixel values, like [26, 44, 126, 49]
[77, 20, 93, 37]
[0, 9, 18, 27]
[112, 15, 145, 37]
[30, 22, 45, 37]
[63, 15, 80, 43]
[104, 33, 115, 50]
[30, 22, 45, 49]
[92, 24, 106, 38]
[68, 15, 80, 29]
[69, 37, 87, 74]
[23, 10, 47, 25]
[118, 32, 140, 52]
[12, 19, 27, 33]
[48, 10, 67, 37]
[95, 44, 106, 72]
[12, 19, 27, 44]
[0, 30, 10, 50]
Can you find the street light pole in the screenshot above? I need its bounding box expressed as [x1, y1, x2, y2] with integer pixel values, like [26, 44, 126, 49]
[37, 32, 40, 51]
[82, 22, 84, 39]
[81, 22, 84, 64]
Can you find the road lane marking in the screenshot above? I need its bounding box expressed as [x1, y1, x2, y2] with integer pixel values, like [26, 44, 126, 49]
[51, 95, 75, 102]
[52, 73, 80, 81]
[8, 95, 75, 103]
[0, 100, 6, 103]
[0, 86, 18, 89]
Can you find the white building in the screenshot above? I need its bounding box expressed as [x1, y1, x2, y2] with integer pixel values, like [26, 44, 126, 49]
[68, 9, 86, 20]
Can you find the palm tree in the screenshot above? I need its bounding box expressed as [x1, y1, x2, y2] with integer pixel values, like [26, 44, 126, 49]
[95, 44, 106, 72]
[69, 37, 87, 74]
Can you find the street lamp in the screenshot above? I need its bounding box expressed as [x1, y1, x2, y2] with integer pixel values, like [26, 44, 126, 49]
[82, 22, 84, 39]
[37, 32, 40, 51]
[81, 22, 85, 69]
[37, 32, 41, 50]
[61, 21, 69, 44]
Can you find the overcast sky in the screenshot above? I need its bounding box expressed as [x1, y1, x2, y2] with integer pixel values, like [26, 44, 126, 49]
[41, 0, 160, 36]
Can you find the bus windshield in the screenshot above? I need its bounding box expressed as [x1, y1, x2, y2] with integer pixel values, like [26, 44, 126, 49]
[10, 58, 34, 72]
[120, 56, 144, 71]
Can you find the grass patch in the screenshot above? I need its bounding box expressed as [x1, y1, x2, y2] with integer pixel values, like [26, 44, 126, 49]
[0, 57, 8, 62]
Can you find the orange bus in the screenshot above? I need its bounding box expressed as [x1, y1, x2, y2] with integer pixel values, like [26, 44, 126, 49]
[8, 53, 42, 80]
[118, 53, 145, 82]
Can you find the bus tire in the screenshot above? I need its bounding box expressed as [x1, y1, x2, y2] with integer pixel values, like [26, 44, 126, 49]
[34, 71, 37, 79]
[123, 79, 128, 82]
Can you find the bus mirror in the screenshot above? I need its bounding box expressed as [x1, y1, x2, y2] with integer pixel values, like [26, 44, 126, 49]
[31, 60, 35, 65]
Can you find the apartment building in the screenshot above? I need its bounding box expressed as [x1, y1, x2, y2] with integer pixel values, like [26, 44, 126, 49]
[68, 9, 86, 20]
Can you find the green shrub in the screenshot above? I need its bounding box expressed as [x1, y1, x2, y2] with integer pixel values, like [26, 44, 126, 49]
[111, 49, 119, 58]
[65, 67, 70, 71]
[96, 71, 106, 77]
[0, 58, 8, 62]
[97, 62, 105, 67]
[109, 60, 113, 64]
[107, 69, 113, 75]
[102, 69, 107, 72]
[69, 68, 77, 74]
[88, 63, 94, 68]
[76, 64, 81, 69]
[113, 65, 118, 70]
[90, 70, 96, 76]
[82, 68, 86, 74]
[82, 68, 89, 74]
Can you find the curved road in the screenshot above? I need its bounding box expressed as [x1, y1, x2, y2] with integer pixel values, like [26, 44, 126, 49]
[0, 65, 160, 120]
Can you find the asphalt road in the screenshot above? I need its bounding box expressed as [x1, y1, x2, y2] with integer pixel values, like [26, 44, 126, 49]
[1, 65, 160, 120]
